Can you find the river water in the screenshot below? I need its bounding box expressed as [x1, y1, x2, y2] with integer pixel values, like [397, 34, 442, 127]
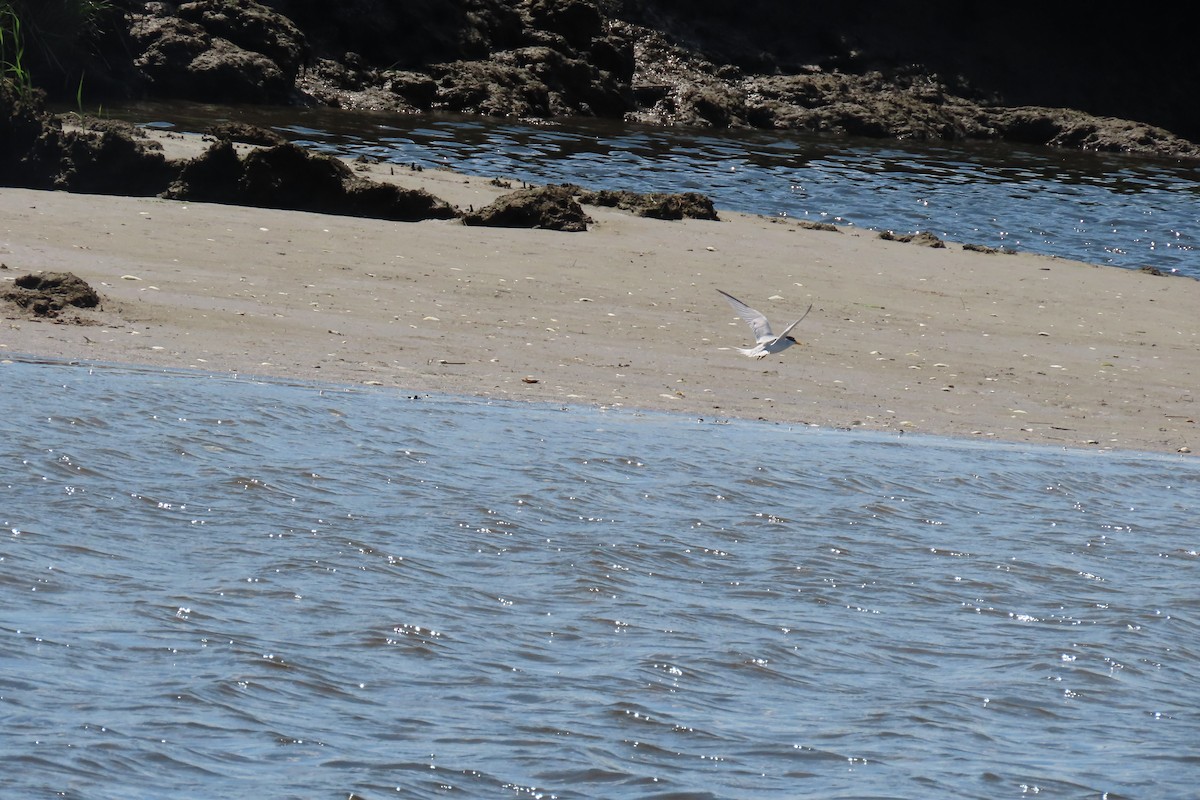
[4, 107, 1199, 799]
[121, 101, 1200, 278]
[4, 359, 1198, 799]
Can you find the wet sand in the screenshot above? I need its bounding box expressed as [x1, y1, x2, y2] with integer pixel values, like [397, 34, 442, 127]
[2, 132, 1197, 454]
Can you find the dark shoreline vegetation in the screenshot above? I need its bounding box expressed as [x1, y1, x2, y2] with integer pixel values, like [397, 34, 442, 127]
[3, 1, 1199, 157]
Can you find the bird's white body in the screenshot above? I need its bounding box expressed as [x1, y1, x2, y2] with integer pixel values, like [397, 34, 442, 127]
[718, 289, 811, 359]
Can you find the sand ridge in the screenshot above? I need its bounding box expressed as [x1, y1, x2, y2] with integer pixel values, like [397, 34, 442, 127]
[2, 131, 1197, 455]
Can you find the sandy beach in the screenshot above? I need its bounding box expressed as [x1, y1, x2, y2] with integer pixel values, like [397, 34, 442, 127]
[2, 131, 1197, 455]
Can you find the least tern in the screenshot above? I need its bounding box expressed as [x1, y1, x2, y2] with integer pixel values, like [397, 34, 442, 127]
[717, 289, 812, 359]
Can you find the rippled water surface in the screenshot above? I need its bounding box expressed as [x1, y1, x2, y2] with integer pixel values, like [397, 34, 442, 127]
[119, 102, 1200, 278]
[3, 359, 1198, 799]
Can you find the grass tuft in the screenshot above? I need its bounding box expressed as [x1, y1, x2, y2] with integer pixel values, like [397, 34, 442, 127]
[1, 1, 114, 102]
[1, 5, 34, 100]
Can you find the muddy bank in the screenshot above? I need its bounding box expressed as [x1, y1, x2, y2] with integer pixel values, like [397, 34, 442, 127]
[1, 81, 712, 229]
[0, 87, 457, 220]
[20, 0, 1200, 160]
[0, 270, 100, 319]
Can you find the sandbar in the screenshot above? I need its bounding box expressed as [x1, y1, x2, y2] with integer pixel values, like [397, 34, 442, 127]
[2, 131, 1197, 455]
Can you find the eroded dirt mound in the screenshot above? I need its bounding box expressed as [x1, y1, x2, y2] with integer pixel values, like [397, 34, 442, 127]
[0, 82, 48, 186]
[238, 141, 355, 208]
[0, 85, 175, 195]
[37, 124, 177, 196]
[2, 87, 458, 222]
[576, 188, 718, 220]
[165, 138, 246, 204]
[206, 121, 289, 146]
[165, 140, 460, 221]
[462, 185, 592, 231]
[2, 272, 102, 318]
[879, 230, 946, 248]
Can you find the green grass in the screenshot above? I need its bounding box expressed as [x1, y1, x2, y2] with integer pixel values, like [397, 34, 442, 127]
[1, 0, 114, 102]
[0, 5, 34, 100]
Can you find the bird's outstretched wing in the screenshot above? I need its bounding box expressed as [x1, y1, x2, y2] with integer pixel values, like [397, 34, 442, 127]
[717, 289, 774, 343]
[772, 304, 813, 343]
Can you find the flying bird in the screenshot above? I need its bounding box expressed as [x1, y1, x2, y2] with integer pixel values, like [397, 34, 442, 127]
[717, 289, 812, 359]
